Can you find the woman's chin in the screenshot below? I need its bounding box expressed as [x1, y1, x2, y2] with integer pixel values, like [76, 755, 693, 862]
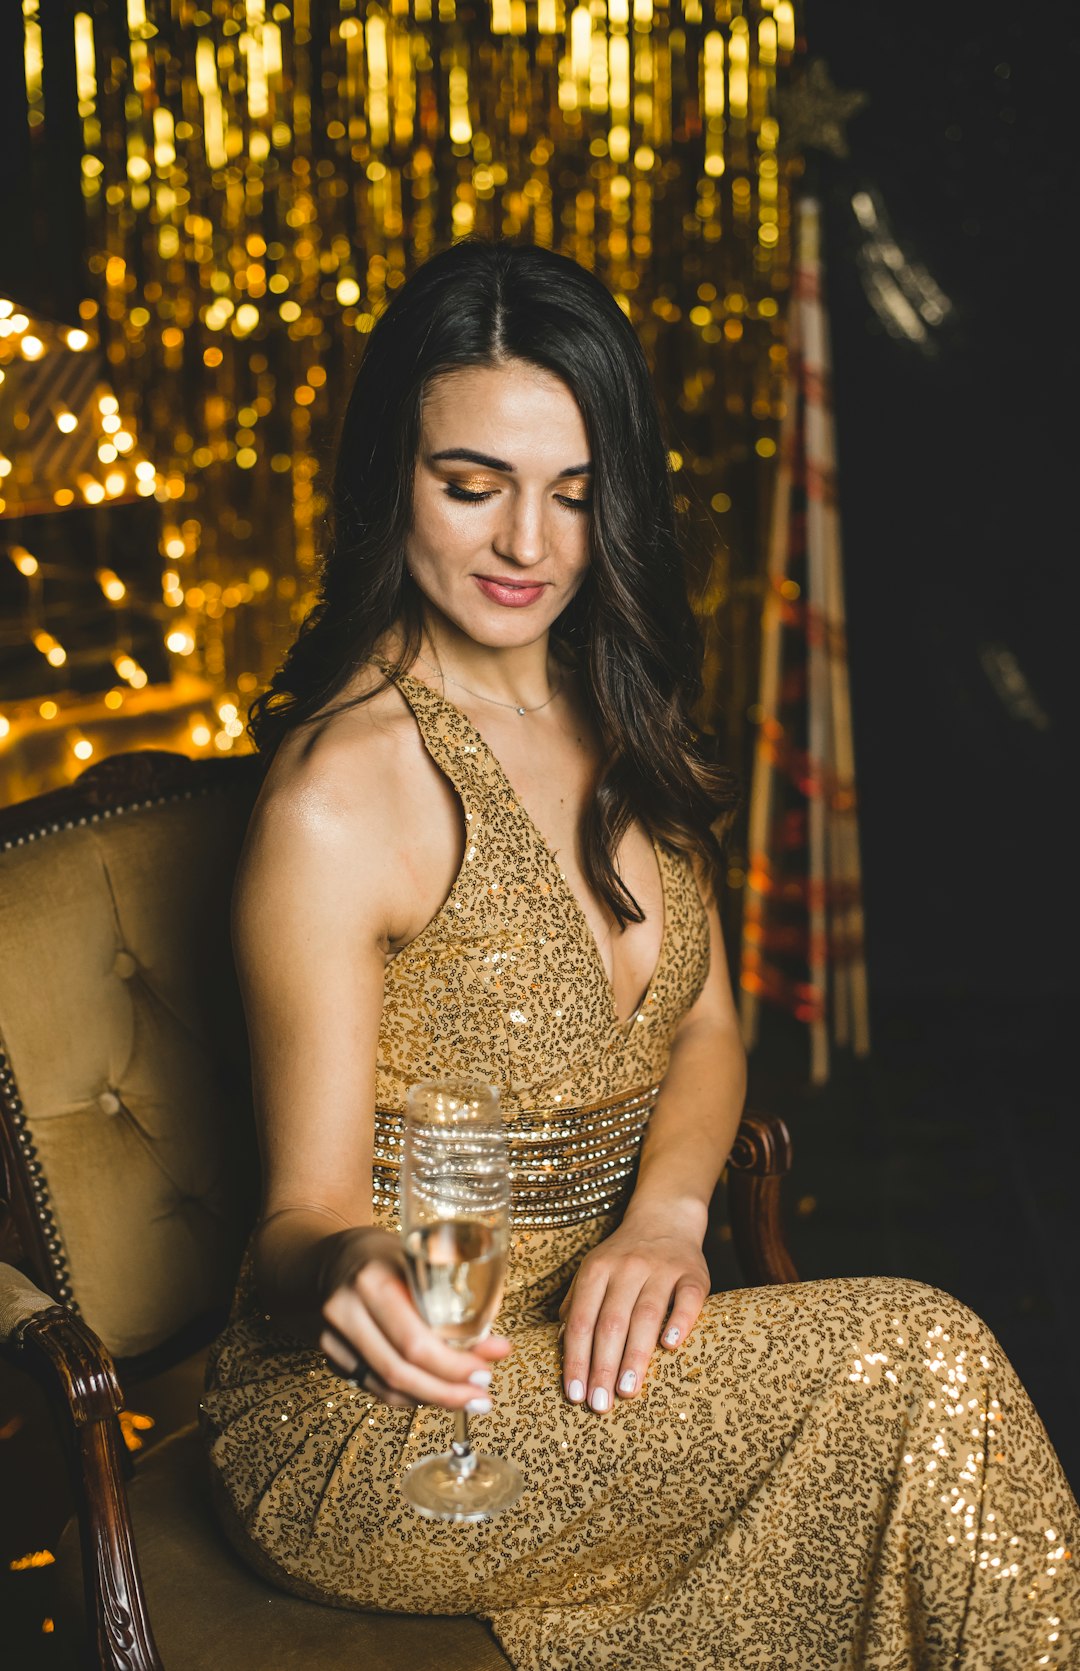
[418, 595, 561, 652]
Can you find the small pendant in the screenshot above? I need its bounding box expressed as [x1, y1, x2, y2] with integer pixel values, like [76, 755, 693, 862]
[517, 706, 526, 715]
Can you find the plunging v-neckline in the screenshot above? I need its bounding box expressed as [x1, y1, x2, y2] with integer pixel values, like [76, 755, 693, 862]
[395, 668, 670, 1035]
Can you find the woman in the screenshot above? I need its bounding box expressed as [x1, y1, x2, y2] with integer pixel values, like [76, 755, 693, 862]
[201, 240, 1078, 1668]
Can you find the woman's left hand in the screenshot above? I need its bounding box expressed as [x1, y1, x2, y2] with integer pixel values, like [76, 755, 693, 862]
[558, 1217, 709, 1412]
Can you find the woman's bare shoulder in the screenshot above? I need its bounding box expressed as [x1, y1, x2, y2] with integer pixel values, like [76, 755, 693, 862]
[261, 677, 415, 823]
[235, 676, 420, 918]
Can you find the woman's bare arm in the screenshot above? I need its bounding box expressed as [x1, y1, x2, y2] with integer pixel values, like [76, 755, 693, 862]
[232, 713, 510, 1409]
[618, 883, 745, 1243]
[559, 878, 745, 1411]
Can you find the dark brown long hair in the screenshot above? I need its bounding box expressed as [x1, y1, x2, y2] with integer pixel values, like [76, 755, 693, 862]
[248, 238, 739, 925]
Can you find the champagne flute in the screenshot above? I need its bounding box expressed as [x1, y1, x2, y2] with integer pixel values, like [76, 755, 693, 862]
[399, 1077, 525, 1522]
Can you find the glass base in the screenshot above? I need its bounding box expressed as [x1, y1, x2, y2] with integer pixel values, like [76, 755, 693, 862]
[401, 1449, 525, 1523]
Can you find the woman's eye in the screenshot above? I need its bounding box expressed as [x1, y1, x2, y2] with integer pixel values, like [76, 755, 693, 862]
[444, 483, 496, 503]
[441, 484, 591, 510]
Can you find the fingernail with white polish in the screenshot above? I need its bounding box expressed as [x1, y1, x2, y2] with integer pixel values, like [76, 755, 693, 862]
[567, 1378, 585, 1403]
[618, 1369, 637, 1395]
[468, 1368, 492, 1387]
[590, 1386, 610, 1412]
[663, 1326, 680, 1346]
[466, 1397, 492, 1415]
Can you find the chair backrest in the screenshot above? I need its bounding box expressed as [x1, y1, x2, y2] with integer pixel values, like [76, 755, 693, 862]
[0, 750, 262, 1360]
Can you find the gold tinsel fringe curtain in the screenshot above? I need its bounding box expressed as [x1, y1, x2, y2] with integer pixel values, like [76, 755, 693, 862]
[3, 0, 800, 802]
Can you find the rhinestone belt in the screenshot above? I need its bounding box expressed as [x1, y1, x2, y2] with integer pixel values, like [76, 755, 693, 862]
[371, 1083, 660, 1228]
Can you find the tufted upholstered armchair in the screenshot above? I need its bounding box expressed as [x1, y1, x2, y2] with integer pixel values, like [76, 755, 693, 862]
[0, 748, 798, 1671]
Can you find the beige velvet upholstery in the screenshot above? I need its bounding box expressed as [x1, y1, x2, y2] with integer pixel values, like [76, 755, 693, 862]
[0, 784, 258, 1357]
[54, 1426, 512, 1670]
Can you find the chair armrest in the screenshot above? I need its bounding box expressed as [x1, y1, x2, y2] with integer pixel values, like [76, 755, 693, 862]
[0, 1263, 164, 1671]
[725, 1111, 799, 1287]
[0, 1260, 57, 1340]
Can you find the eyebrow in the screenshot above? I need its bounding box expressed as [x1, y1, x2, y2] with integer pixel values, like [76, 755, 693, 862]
[428, 447, 592, 477]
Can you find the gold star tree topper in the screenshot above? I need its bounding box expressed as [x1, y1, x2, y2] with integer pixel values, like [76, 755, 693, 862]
[778, 58, 869, 159]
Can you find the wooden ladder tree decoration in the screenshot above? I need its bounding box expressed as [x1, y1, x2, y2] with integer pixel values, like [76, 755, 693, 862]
[739, 196, 870, 1085]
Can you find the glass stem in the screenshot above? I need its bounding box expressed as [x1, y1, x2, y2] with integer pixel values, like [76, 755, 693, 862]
[451, 1407, 476, 1476]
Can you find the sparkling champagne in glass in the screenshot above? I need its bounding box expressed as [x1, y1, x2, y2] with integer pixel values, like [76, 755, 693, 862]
[399, 1077, 525, 1521]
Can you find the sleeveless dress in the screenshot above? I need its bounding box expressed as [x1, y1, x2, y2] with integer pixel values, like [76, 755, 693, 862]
[201, 669, 1079, 1669]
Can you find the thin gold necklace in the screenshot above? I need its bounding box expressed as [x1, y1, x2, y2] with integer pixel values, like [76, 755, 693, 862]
[415, 652, 563, 717]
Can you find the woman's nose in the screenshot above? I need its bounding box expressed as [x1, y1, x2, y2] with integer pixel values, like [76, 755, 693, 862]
[494, 492, 546, 567]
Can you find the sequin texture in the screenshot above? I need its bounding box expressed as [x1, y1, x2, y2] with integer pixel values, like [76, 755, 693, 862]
[201, 668, 1080, 1669]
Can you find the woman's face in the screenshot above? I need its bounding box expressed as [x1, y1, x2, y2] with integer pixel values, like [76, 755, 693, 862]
[406, 359, 592, 650]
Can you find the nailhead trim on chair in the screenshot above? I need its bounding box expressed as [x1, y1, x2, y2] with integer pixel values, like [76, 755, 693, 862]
[0, 787, 201, 854]
[0, 769, 251, 1309]
[0, 1041, 75, 1303]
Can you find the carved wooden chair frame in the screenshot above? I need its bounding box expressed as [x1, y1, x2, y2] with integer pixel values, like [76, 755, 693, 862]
[0, 750, 797, 1671]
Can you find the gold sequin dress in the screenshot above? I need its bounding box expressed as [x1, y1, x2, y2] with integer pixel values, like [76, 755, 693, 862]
[202, 670, 1079, 1669]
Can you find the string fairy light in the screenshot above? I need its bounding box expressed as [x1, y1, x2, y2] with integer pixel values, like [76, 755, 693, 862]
[2, 0, 802, 798]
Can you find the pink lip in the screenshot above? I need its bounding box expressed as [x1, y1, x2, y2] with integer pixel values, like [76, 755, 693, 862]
[473, 576, 549, 608]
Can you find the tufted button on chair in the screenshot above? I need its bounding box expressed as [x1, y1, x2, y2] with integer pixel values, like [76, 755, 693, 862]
[0, 749, 797, 1671]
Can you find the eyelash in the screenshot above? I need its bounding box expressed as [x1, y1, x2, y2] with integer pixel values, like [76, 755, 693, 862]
[443, 484, 592, 512]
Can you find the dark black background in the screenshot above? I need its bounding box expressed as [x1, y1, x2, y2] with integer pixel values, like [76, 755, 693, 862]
[808, 0, 1073, 1007]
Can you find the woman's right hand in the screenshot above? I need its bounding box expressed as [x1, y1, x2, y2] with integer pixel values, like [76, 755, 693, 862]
[315, 1226, 512, 1411]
